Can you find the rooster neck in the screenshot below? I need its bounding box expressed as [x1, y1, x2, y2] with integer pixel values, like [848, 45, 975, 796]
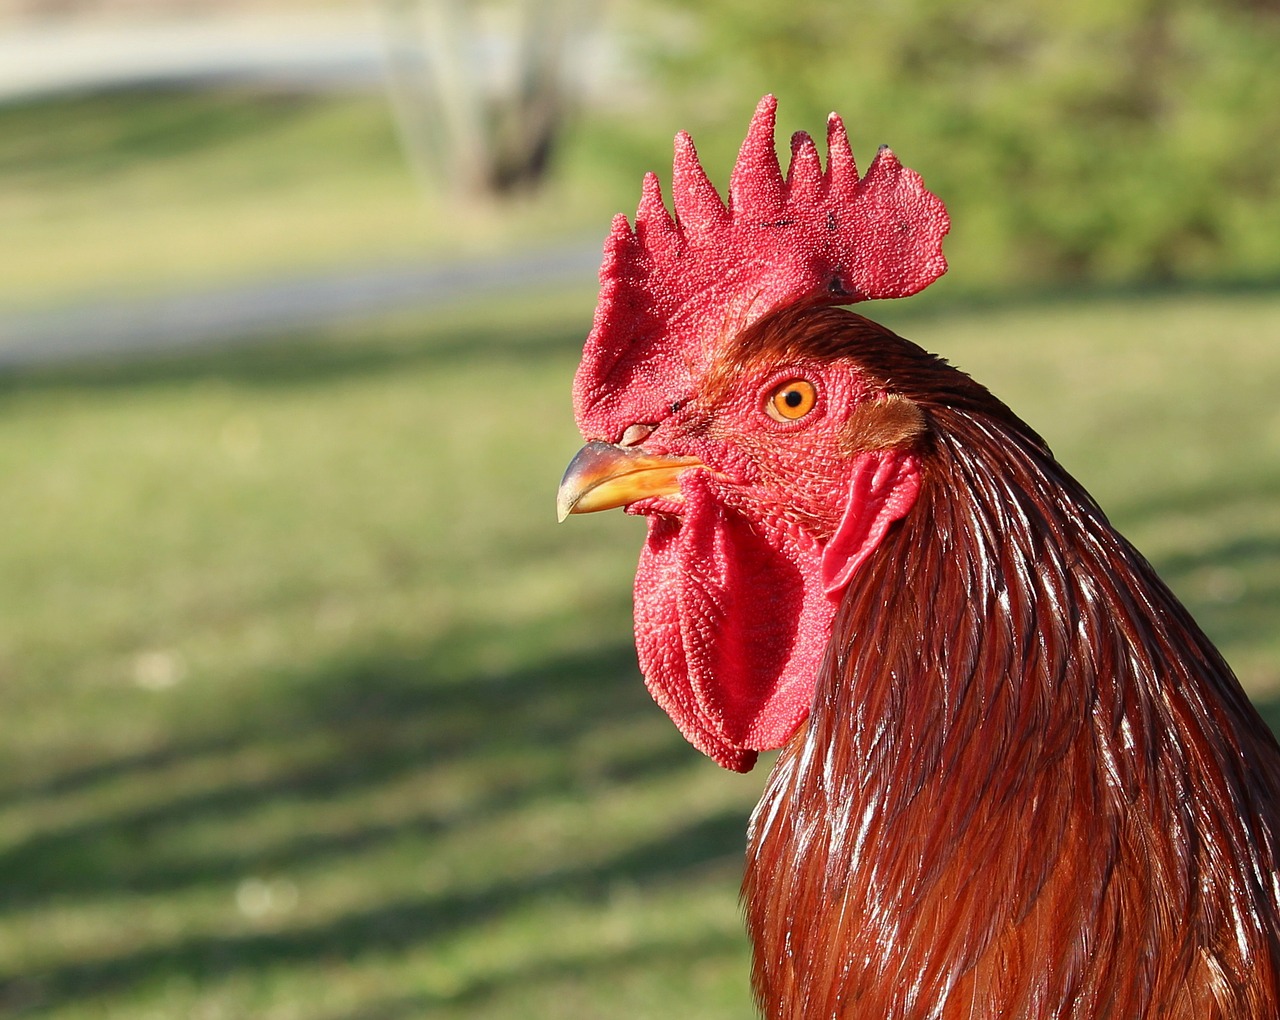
[742, 408, 1280, 1020]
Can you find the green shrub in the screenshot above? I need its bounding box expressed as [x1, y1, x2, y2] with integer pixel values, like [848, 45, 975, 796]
[632, 0, 1280, 290]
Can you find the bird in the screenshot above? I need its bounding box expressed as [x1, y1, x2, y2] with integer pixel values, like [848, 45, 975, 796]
[556, 95, 1280, 1018]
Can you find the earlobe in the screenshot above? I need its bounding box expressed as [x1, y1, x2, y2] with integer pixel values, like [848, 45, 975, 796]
[820, 450, 922, 598]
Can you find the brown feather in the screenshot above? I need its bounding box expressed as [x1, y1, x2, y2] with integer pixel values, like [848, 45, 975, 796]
[840, 394, 929, 456]
[739, 306, 1280, 1019]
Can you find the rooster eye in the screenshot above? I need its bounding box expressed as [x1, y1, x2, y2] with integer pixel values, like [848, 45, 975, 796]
[765, 379, 817, 422]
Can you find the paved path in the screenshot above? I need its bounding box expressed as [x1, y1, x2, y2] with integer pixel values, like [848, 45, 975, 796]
[0, 11, 386, 100]
[0, 241, 602, 369]
[0, 8, 614, 101]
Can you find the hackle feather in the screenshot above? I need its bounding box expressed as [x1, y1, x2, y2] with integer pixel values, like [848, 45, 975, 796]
[741, 306, 1280, 1019]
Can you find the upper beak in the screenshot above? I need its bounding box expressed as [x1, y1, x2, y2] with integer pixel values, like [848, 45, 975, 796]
[557, 441, 705, 522]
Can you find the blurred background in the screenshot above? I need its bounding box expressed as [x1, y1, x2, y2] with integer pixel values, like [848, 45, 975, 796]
[0, 1, 1277, 1017]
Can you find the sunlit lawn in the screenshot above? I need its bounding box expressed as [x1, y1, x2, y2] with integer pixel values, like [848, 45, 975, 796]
[0, 89, 621, 312]
[0, 287, 1277, 1018]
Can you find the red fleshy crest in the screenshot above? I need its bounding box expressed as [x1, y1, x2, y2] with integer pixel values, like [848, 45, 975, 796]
[572, 95, 949, 442]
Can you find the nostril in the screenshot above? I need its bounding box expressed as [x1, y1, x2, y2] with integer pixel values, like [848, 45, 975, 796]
[619, 423, 656, 447]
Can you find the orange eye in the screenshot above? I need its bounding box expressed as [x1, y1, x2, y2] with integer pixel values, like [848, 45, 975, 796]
[766, 379, 817, 422]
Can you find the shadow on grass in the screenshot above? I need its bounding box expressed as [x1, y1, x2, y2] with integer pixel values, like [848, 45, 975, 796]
[306, 922, 748, 1020]
[423, 928, 748, 1015]
[1, 811, 746, 1013]
[1103, 482, 1280, 657]
[0, 627, 752, 1015]
[1156, 534, 1280, 651]
[0, 636, 682, 902]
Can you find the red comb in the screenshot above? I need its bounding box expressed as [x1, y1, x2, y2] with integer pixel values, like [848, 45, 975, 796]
[572, 95, 949, 441]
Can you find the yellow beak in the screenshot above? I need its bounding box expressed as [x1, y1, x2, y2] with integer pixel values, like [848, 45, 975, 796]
[556, 442, 705, 522]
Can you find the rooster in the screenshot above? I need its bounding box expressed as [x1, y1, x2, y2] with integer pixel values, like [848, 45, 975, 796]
[556, 96, 1280, 1018]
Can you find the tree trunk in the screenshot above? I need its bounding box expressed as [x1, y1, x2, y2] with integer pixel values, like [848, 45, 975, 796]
[379, 0, 586, 201]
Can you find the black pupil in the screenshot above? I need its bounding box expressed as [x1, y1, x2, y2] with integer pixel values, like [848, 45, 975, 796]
[783, 389, 804, 408]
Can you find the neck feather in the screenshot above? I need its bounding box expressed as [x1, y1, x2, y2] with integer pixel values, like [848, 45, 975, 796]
[744, 403, 1280, 1019]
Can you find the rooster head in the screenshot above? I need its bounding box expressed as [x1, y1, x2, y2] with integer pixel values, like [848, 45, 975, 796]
[557, 96, 950, 772]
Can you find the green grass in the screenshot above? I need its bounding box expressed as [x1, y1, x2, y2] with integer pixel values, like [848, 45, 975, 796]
[0, 288, 1278, 1018]
[0, 89, 623, 312]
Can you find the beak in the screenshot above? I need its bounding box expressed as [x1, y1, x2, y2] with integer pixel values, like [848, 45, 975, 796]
[557, 441, 704, 522]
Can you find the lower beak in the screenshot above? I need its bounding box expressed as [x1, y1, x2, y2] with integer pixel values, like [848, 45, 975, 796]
[557, 441, 704, 522]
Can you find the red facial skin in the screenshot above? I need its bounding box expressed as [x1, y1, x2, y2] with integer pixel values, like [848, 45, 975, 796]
[618, 353, 921, 772]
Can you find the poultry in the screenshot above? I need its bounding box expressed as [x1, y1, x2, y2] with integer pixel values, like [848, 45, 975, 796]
[557, 95, 1280, 1018]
